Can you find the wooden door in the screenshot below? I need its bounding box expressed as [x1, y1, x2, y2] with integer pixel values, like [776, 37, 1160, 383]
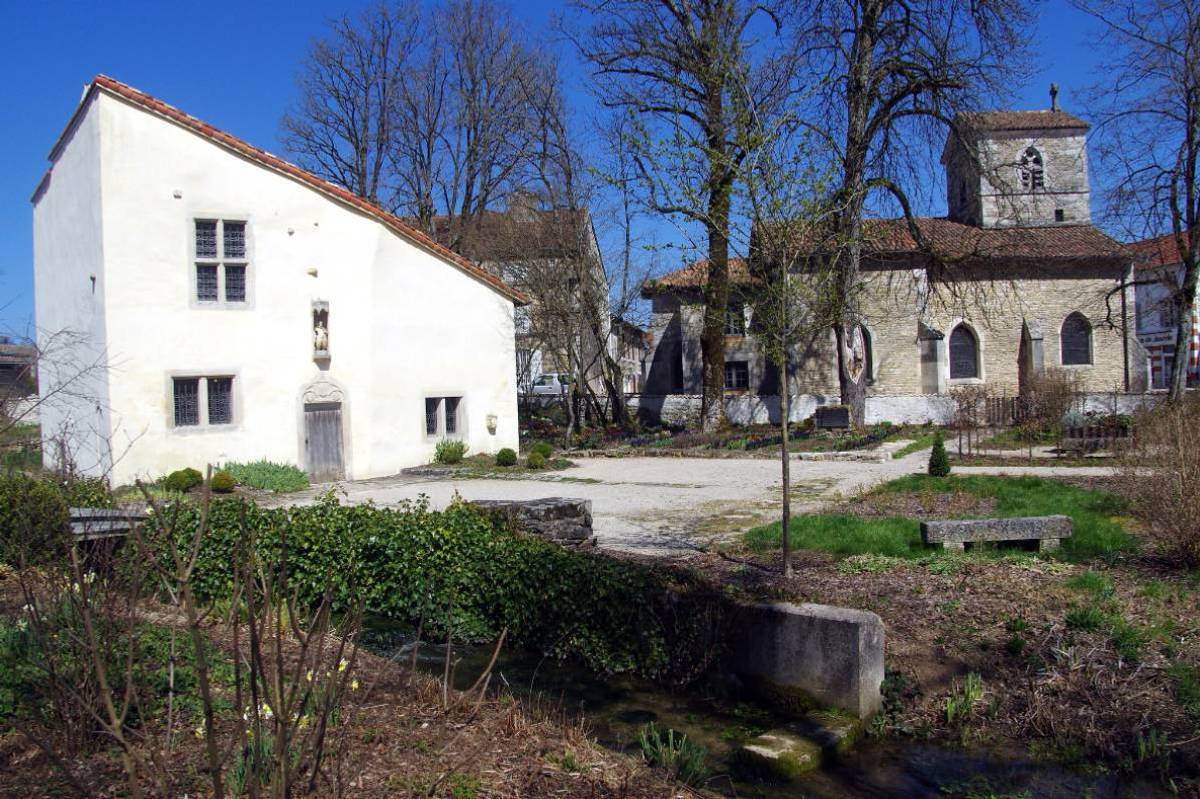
[304, 402, 345, 482]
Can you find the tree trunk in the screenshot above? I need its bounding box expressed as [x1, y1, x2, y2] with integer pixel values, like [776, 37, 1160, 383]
[699, 77, 732, 433]
[779, 351, 792, 578]
[835, 321, 869, 427]
[1169, 253, 1199, 400]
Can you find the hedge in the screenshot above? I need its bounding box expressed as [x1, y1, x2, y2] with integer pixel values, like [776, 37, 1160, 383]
[148, 494, 728, 682]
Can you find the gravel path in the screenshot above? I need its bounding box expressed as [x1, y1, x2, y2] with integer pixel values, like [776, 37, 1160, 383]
[270, 447, 1117, 557]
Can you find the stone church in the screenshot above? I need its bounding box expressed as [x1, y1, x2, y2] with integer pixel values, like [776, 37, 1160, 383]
[639, 99, 1146, 425]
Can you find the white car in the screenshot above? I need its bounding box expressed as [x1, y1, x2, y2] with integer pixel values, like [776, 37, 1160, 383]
[528, 373, 570, 396]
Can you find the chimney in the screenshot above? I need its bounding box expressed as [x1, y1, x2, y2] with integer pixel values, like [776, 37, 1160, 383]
[1050, 83, 1060, 112]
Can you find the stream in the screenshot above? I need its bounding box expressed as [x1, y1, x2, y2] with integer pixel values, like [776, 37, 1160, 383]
[361, 620, 1171, 798]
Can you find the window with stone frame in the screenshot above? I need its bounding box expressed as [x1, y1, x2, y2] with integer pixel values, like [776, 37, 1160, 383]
[724, 360, 750, 390]
[172, 376, 235, 428]
[425, 396, 464, 437]
[194, 219, 249, 304]
[1060, 312, 1092, 366]
[724, 301, 747, 336]
[949, 324, 980, 379]
[1018, 147, 1045, 191]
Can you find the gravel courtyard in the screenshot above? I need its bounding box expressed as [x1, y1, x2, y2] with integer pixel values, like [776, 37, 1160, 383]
[273, 452, 1118, 556]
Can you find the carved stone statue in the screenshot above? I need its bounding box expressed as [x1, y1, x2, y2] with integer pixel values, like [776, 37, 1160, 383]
[314, 321, 329, 352]
[846, 326, 866, 383]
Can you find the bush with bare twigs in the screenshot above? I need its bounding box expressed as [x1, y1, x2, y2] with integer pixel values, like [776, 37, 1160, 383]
[1117, 397, 1200, 565]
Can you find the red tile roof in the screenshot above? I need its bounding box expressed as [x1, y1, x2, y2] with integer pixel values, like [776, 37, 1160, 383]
[646, 219, 1129, 294]
[642, 257, 754, 296]
[40, 76, 529, 306]
[958, 110, 1089, 132]
[1129, 232, 1192, 270]
[854, 217, 1127, 262]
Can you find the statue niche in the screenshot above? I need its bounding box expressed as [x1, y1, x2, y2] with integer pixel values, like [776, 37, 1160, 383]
[313, 301, 330, 360]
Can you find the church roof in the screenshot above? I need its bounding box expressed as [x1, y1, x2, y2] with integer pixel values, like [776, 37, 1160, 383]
[40, 75, 530, 306]
[957, 110, 1089, 132]
[853, 218, 1125, 262]
[645, 219, 1128, 295]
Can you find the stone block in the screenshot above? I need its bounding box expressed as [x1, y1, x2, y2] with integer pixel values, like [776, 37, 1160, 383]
[920, 515, 1072, 549]
[470, 498, 593, 545]
[736, 730, 822, 781]
[728, 602, 885, 720]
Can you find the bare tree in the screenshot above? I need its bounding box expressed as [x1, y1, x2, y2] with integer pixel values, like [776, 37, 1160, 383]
[433, 0, 545, 247]
[282, 3, 420, 208]
[571, 0, 796, 432]
[798, 0, 1032, 426]
[1078, 0, 1200, 400]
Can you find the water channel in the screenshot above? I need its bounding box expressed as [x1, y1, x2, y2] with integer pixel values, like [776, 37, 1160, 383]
[361, 621, 1172, 798]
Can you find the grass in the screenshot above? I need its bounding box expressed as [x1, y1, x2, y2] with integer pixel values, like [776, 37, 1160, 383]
[744, 475, 1137, 563]
[892, 433, 938, 459]
[221, 460, 310, 493]
[0, 422, 40, 471]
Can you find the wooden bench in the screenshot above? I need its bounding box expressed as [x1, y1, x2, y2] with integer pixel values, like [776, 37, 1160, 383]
[920, 515, 1072, 552]
[70, 508, 141, 542]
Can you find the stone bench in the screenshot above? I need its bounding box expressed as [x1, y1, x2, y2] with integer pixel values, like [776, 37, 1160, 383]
[470, 498, 593, 546]
[70, 507, 142, 541]
[920, 515, 1072, 552]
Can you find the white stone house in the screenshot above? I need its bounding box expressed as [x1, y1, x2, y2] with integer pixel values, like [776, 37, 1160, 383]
[1131, 233, 1200, 390]
[33, 75, 526, 486]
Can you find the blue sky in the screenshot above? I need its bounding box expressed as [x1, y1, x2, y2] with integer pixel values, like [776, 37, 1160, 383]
[0, 1, 1107, 334]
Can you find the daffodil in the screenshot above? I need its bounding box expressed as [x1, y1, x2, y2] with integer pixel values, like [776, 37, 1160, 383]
[337, 658, 348, 673]
[351, 678, 360, 691]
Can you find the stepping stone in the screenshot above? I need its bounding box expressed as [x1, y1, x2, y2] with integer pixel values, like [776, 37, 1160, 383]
[737, 729, 822, 781]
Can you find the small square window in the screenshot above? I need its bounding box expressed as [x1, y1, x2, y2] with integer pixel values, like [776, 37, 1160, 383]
[195, 221, 217, 259]
[225, 265, 246, 303]
[725, 302, 746, 336]
[196, 265, 218, 302]
[207, 377, 233, 424]
[173, 378, 200, 426]
[1054, 208, 1065, 222]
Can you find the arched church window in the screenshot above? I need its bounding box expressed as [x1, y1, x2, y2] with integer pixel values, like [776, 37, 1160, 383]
[949, 324, 980, 379]
[1061, 312, 1092, 365]
[1019, 147, 1044, 191]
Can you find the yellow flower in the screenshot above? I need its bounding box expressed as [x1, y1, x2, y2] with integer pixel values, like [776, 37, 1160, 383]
[351, 679, 360, 691]
[298, 715, 310, 730]
[306, 669, 314, 683]
[337, 658, 349, 673]
[194, 723, 206, 739]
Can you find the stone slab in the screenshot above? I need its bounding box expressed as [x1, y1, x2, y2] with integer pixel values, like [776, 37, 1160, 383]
[920, 515, 1072, 546]
[737, 730, 822, 781]
[728, 602, 885, 720]
[470, 498, 593, 544]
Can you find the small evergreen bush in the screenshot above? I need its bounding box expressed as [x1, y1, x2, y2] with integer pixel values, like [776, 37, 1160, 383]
[495, 448, 517, 467]
[222, 461, 309, 493]
[435, 439, 468, 464]
[162, 467, 204, 493]
[0, 474, 70, 566]
[530, 441, 554, 459]
[928, 433, 951, 477]
[526, 452, 546, 469]
[210, 470, 237, 493]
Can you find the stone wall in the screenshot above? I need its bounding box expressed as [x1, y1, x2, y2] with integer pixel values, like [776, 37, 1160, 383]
[470, 498, 594, 546]
[642, 260, 1135, 415]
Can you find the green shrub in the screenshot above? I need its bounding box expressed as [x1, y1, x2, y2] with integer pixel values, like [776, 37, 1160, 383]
[0, 474, 70, 566]
[530, 441, 554, 459]
[435, 439, 468, 465]
[147, 496, 729, 681]
[222, 461, 309, 493]
[526, 452, 547, 470]
[638, 723, 709, 786]
[162, 467, 203, 493]
[1066, 605, 1107, 631]
[59, 476, 113, 508]
[210, 470, 237, 493]
[928, 433, 950, 477]
[495, 448, 517, 467]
